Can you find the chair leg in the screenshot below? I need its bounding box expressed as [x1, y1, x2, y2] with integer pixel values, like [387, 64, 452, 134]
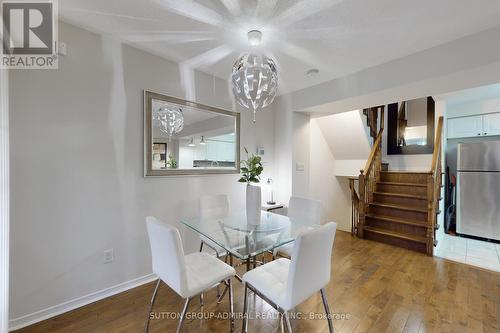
[284, 311, 292, 333]
[199, 241, 204, 252]
[279, 313, 285, 333]
[144, 279, 161, 333]
[320, 288, 334, 333]
[176, 298, 191, 333]
[228, 278, 234, 332]
[241, 284, 249, 333]
[217, 281, 228, 304]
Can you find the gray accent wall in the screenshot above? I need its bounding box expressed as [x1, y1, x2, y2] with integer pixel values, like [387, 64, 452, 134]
[8, 22, 275, 324]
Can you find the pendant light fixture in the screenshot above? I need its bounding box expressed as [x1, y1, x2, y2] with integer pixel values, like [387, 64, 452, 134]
[231, 30, 278, 123]
[153, 106, 184, 138]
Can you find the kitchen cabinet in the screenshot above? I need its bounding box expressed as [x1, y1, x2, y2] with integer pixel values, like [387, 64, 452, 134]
[483, 112, 500, 136]
[206, 141, 217, 161]
[203, 141, 235, 162]
[194, 144, 207, 160]
[447, 115, 483, 139]
[223, 143, 235, 162]
[447, 112, 500, 139]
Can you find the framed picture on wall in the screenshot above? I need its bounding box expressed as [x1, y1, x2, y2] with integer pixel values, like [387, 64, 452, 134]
[152, 143, 167, 169]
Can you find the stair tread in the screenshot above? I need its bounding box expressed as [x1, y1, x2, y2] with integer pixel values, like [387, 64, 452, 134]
[373, 192, 427, 200]
[364, 226, 427, 244]
[365, 213, 428, 227]
[377, 181, 427, 187]
[369, 202, 428, 213]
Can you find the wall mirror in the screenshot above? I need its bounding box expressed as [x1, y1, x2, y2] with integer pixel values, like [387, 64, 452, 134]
[387, 96, 435, 155]
[144, 91, 240, 176]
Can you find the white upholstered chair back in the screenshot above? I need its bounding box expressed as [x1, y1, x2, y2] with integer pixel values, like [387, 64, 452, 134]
[146, 216, 187, 297]
[288, 196, 322, 225]
[199, 194, 229, 220]
[285, 222, 337, 309]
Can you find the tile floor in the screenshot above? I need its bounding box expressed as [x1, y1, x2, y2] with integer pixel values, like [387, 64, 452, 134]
[435, 232, 500, 272]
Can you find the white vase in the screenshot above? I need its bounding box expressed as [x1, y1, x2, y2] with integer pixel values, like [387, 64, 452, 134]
[246, 184, 261, 225]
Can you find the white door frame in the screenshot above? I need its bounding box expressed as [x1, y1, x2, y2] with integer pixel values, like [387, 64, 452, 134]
[0, 69, 10, 332]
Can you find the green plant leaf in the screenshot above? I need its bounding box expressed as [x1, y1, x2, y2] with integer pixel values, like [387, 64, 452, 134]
[238, 147, 263, 185]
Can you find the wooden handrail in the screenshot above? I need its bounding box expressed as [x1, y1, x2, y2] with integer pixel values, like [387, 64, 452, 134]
[357, 107, 385, 238]
[430, 116, 444, 172]
[361, 128, 383, 175]
[425, 115, 444, 256]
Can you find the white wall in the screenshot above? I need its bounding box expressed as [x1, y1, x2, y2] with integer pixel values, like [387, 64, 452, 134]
[446, 97, 500, 118]
[0, 69, 9, 333]
[309, 119, 352, 232]
[8, 22, 275, 328]
[316, 110, 371, 160]
[282, 110, 368, 232]
[291, 113, 310, 198]
[272, 97, 293, 204]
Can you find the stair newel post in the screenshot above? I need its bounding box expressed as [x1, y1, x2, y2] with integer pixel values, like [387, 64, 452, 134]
[426, 174, 435, 256]
[358, 170, 365, 238]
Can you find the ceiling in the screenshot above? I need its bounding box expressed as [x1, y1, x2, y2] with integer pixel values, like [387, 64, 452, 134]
[60, 0, 500, 94]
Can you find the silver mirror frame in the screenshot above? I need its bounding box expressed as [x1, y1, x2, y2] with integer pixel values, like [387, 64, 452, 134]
[144, 90, 240, 176]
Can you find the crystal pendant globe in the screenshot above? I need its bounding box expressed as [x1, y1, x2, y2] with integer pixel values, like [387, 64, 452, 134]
[153, 106, 184, 138]
[231, 53, 278, 122]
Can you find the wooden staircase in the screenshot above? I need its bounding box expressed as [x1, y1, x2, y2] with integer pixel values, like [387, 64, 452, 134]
[351, 107, 444, 256]
[364, 171, 430, 253]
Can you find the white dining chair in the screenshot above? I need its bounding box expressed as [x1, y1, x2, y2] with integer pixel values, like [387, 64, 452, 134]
[145, 216, 236, 333]
[242, 222, 337, 333]
[198, 194, 231, 301]
[198, 194, 230, 256]
[274, 196, 322, 258]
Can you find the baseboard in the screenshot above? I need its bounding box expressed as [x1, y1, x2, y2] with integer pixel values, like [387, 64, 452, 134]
[9, 273, 157, 331]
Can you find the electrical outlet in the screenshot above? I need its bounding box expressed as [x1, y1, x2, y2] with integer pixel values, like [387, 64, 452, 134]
[103, 249, 114, 264]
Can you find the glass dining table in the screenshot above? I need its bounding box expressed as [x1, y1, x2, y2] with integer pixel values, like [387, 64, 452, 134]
[181, 210, 319, 280]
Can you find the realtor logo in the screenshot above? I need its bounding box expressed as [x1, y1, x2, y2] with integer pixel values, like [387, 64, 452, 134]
[1, 0, 58, 69]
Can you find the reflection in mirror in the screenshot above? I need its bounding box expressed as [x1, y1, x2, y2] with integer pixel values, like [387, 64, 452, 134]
[387, 96, 434, 155]
[145, 91, 240, 176]
[397, 98, 428, 147]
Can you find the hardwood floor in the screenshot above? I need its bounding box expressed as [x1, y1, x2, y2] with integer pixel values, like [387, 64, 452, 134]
[14, 231, 500, 333]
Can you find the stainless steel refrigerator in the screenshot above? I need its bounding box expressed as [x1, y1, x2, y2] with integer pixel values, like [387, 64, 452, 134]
[457, 141, 500, 241]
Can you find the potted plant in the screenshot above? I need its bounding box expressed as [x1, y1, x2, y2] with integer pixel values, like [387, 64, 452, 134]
[239, 147, 263, 224]
[166, 154, 177, 169]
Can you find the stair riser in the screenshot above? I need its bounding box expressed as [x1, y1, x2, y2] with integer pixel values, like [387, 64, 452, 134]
[364, 230, 427, 253]
[365, 218, 427, 238]
[373, 194, 427, 210]
[368, 206, 428, 222]
[376, 183, 427, 196]
[380, 172, 429, 183]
